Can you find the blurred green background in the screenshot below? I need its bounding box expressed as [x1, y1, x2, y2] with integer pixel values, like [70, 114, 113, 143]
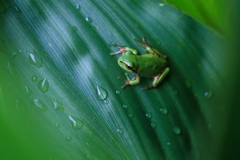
[0, 0, 239, 159]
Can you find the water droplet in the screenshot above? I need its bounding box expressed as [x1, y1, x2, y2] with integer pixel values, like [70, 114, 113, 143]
[172, 126, 181, 134]
[96, 86, 107, 100]
[185, 80, 192, 88]
[86, 142, 89, 146]
[159, 3, 165, 6]
[38, 78, 49, 93]
[173, 90, 178, 96]
[103, 100, 109, 104]
[166, 142, 171, 146]
[159, 108, 168, 114]
[128, 113, 133, 117]
[53, 100, 64, 111]
[117, 128, 124, 134]
[76, 4, 81, 11]
[15, 6, 22, 13]
[72, 26, 78, 32]
[146, 113, 152, 118]
[69, 115, 84, 130]
[115, 90, 121, 94]
[66, 136, 72, 141]
[151, 122, 156, 128]
[123, 105, 128, 109]
[85, 17, 92, 23]
[33, 99, 47, 112]
[31, 75, 38, 82]
[29, 53, 43, 68]
[204, 90, 213, 98]
[55, 123, 60, 128]
[25, 86, 33, 95]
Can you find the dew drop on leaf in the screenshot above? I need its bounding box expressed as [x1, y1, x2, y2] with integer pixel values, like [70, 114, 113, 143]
[85, 17, 92, 23]
[55, 123, 60, 128]
[29, 53, 43, 68]
[33, 99, 47, 112]
[151, 122, 156, 128]
[66, 136, 72, 141]
[172, 126, 181, 134]
[123, 105, 128, 109]
[104, 100, 109, 104]
[96, 86, 107, 100]
[76, 4, 81, 11]
[69, 115, 84, 130]
[31, 75, 38, 82]
[38, 78, 49, 93]
[53, 100, 64, 111]
[115, 90, 121, 94]
[204, 90, 213, 98]
[159, 108, 168, 114]
[146, 113, 152, 118]
[117, 128, 124, 134]
[25, 86, 33, 95]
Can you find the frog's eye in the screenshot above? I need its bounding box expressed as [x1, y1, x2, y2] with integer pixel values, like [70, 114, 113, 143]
[125, 65, 132, 70]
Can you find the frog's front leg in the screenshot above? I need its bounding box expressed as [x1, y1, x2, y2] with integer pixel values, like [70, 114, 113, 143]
[135, 37, 167, 59]
[118, 73, 140, 89]
[110, 44, 138, 55]
[142, 67, 170, 90]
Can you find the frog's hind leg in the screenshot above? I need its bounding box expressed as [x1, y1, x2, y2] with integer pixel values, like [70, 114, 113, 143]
[141, 67, 170, 90]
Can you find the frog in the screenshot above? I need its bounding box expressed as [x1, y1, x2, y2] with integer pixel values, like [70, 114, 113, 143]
[110, 37, 170, 90]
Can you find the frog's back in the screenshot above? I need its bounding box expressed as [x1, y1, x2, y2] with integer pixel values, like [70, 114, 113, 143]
[137, 54, 167, 78]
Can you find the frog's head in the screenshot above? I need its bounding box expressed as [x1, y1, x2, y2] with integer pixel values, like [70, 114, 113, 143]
[117, 52, 137, 73]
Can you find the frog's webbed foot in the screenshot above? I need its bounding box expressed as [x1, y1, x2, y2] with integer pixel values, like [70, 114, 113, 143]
[134, 36, 151, 48]
[110, 43, 126, 55]
[117, 73, 132, 89]
[118, 73, 140, 89]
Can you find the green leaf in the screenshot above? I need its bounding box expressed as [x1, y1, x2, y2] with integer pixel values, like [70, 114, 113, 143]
[0, 0, 238, 160]
[164, 0, 229, 34]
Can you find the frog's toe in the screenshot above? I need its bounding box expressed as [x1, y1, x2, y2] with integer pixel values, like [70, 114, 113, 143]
[121, 82, 130, 89]
[141, 85, 155, 90]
